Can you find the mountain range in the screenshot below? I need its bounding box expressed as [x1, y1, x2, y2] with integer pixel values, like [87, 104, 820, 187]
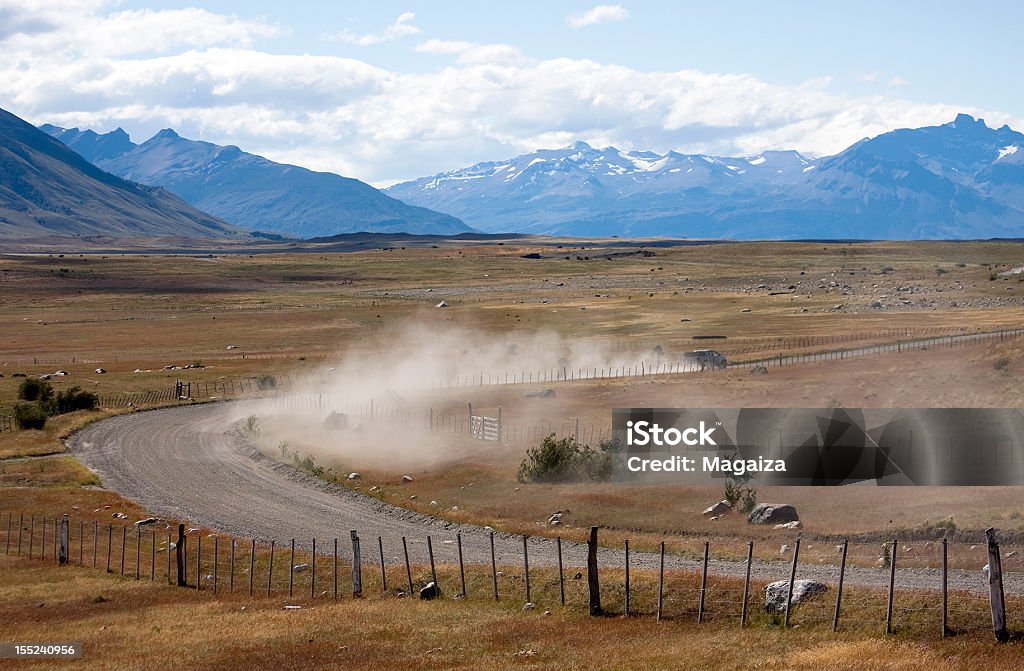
[0, 107, 240, 240]
[41, 125, 470, 239]
[386, 114, 1024, 239]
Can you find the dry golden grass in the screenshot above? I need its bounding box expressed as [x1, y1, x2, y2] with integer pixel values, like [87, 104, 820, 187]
[1, 553, 1022, 671]
[2, 242, 1024, 668]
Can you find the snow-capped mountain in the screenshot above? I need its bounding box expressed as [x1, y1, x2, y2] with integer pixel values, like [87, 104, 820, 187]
[41, 126, 471, 239]
[387, 114, 1024, 239]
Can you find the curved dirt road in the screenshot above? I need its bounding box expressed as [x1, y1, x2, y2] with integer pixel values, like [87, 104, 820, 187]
[68, 403, 1021, 596]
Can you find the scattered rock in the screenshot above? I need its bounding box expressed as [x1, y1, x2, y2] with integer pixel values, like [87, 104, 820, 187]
[94, 368, 106, 374]
[780, 544, 791, 554]
[748, 503, 799, 525]
[547, 511, 564, 526]
[347, 472, 360, 480]
[749, 365, 768, 375]
[133, 517, 162, 528]
[402, 475, 414, 483]
[293, 564, 310, 573]
[765, 580, 827, 612]
[419, 582, 440, 600]
[702, 500, 732, 517]
[774, 521, 802, 530]
[522, 602, 536, 611]
[434, 301, 448, 308]
[524, 388, 556, 398]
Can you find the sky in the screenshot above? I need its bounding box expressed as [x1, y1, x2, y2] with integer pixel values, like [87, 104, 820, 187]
[2, 0, 1022, 186]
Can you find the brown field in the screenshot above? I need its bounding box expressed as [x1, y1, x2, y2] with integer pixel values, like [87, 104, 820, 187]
[2, 239, 1024, 667]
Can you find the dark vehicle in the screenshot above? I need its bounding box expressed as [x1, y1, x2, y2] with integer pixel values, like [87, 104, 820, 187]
[682, 349, 727, 371]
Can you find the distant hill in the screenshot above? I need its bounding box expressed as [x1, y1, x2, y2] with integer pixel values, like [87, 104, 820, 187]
[43, 126, 472, 239]
[0, 107, 241, 239]
[386, 114, 1024, 239]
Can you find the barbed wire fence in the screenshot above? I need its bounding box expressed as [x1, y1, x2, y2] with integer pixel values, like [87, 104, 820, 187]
[2, 510, 1019, 640]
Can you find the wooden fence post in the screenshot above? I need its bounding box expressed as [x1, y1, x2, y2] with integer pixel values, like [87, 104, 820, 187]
[195, 534, 201, 589]
[624, 540, 630, 617]
[289, 539, 295, 597]
[402, 537, 412, 595]
[229, 540, 235, 592]
[740, 541, 753, 628]
[522, 535, 531, 604]
[556, 536, 565, 606]
[833, 539, 848, 632]
[783, 538, 800, 628]
[351, 531, 362, 597]
[58, 514, 68, 566]
[587, 526, 602, 616]
[378, 536, 387, 593]
[268, 540, 275, 597]
[941, 538, 948, 638]
[311, 538, 317, 598]
[657, 541, 665, 622]
[135, 529, 141, 580]
[886, 537, 897, 635]
[175, 524, 185, 587]
[213, 537, 218, 593]
[457, 533, 466, 597]
[986, 528, 1009, 643]
[490, 531, 499, 601]
[249, 540, 255, 596]
[427, 535, 437, 591]
[120, 526, 127, 576]
[150, 530, 155, 580]
[698, 541, 709, 623]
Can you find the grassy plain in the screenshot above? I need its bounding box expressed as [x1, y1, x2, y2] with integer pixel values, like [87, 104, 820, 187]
[2, 239, 1024, 667]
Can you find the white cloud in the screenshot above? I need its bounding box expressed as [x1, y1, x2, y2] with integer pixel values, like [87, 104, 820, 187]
[889, 76, 909, 87]
[331, 12, 420, 46]
[2, 4, 1018, 187]
[415, 39, 524, 65]
[568, 4, 629, 29]
[0, 3, 281, 57]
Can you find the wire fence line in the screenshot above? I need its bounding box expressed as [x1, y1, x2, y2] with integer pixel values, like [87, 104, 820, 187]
[2, 510, 1020, 639]
[3, 325, 1023, 433]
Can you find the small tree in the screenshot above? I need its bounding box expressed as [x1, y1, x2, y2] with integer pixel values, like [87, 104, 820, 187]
[18, 378, 53, 402]
[724, 467, 758, 513]
[54, 387, 98, 414]
[13, 403, 47, 430]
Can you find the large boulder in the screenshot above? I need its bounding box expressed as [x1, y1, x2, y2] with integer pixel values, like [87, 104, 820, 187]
[748, 503, 799, 525]
[765, 579, 827, 612]
[702, 500, 732, 517]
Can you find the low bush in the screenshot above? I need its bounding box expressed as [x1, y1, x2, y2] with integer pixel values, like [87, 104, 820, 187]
[53, 387, 98, 414]
[13, 403, 47, 430]
[18, 378, 53, 402]
[517, 434, 617, 483]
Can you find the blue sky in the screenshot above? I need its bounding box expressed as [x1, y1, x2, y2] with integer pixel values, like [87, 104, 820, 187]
[2, 1, 1020, 185]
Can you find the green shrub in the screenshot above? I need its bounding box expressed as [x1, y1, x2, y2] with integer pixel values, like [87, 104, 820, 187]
[517, 434, 615, 483]
[13, 403, 47, 430]
[18, 378, 53, 402]
[724, 470, 758, 513]
[54, 386, 98, 414]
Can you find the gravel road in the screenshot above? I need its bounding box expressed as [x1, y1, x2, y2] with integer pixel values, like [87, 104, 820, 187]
[68, 403, 1021, 597]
